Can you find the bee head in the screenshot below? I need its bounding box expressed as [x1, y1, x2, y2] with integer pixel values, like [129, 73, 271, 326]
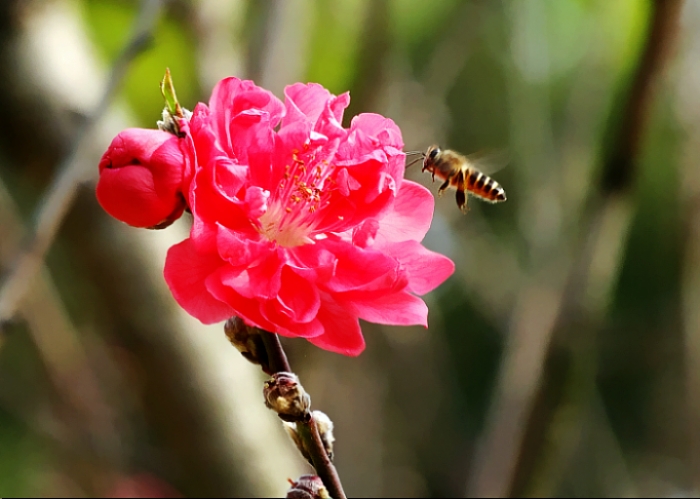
[423, 145, 441, 171]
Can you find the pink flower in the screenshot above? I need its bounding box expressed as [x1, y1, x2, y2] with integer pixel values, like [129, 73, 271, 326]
[96, 129, 192, 229]
[163, 79, 454, 356]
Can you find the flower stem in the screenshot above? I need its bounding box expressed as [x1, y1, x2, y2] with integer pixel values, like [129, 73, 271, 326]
[259, 331, 347, 499]
[298, 416, 346, 499]
[260, 331, 291, 373]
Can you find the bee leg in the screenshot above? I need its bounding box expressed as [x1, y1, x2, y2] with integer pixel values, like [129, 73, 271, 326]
[455, 170, 469, 213]
[437, 178, 451, 197]
[456, 190, 469, 213]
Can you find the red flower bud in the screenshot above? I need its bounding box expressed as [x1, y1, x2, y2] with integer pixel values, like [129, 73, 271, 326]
[96, 128, 191, 229]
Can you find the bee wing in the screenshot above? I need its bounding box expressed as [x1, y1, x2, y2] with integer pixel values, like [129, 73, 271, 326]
[464, 149, 510, 175]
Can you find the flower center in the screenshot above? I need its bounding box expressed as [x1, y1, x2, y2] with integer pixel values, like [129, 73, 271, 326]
[258, 149, 333, 248]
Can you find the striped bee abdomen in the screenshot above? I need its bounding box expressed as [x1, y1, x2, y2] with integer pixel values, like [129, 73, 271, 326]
[466, 169, 507, 203]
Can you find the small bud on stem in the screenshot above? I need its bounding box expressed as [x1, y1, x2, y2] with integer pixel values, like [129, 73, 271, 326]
[224, 317, 271, 373]
[285, 410, 335, 464]
[263, 372, 311, 422]
[286, 475, 330, 499]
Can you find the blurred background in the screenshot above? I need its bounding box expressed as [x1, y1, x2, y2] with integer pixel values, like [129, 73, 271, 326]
[0, 0, 698, 496]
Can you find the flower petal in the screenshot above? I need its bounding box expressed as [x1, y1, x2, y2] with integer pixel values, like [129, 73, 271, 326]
[307, 298, 366, 356]
[318, 238, 399, 293]
[217, 248, 284, 299]
[382, 240, 456, 295]
[375, 180, 435, 244]
[282, 83, 334, 127]
[277, 266, 321, 323]
[339, 290, 429, 327]
[349, 113, 404, 150]
[209, 77, 283, 155]
[164, 239, 235, 324]
[205, 271, 270, 331]
[274, 316, 324, 339]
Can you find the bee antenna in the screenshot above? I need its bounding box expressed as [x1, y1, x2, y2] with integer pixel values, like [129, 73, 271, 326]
[404, 150, 424, 157]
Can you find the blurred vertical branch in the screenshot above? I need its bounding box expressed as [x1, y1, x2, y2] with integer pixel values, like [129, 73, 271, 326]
[0, 177, 122, 496]
[468, 0, 683, 496]
[0, 0, 163, 324]
[681, 191, 700, 493]
[193, 0, 245, 89]
[0, 2, 164, 492]
[344, 0, 390, 117]
[677, 3, 700, 490]
[243, 0, 274, 83]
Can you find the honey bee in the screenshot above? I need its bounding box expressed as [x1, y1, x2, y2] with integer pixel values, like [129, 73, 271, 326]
[419, 145, 507, 213]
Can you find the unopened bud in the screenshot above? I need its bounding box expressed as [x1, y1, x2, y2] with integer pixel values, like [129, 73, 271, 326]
[286, 475, 329, 499]
[284, 411, 335, 464]
[224, 317, 270, 372]
[264, 372, 311, 422]
[96, 129, 189, 229]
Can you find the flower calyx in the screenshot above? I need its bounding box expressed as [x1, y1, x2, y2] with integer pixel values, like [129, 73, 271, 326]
[157, 68, 191, 137]
[263, 372, 311, 423]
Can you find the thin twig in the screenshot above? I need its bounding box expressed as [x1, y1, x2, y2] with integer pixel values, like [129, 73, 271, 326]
[299, 416, 347, 499]
[0, 0, 164, 322]
[259, 331, 347, 499]
[260, 331, 292, 373]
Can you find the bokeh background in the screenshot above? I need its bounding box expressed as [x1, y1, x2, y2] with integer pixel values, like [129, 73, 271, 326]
[1, 0, 699, 496]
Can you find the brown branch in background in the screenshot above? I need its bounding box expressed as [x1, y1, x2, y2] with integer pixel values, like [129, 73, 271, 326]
[0, 0, 163, 323]
[468, 0, 683, 496]
[677, 12, 700, 490]
[344, 0, 390, 117]
[0, 171, 121, 496]
[681, 198, 700, 493]
[510, 0, 682, 494]
[601, 0, 683, 194]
